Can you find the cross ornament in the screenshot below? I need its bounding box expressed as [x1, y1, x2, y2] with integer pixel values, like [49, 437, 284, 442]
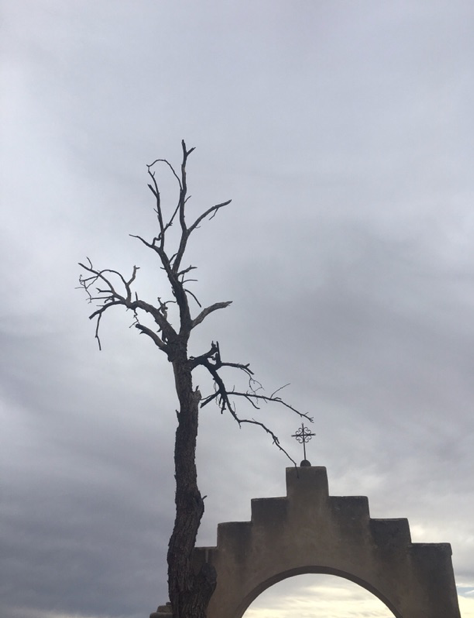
[291, 423, 315, 464]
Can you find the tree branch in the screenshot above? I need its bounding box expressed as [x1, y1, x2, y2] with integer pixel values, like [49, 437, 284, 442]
[189, 341, 312, 464]
[135, 323, 168, 352]
[78, 259, 177, 349]
[188, 199, 232, 235]
[191, 301, 232, 329]
[228, 416, 297, 465]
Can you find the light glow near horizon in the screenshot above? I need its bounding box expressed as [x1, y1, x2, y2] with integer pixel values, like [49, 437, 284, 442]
[243, 574, 474, 618]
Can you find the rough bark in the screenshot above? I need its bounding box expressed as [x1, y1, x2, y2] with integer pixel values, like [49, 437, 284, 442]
[167, 342, 216, 618]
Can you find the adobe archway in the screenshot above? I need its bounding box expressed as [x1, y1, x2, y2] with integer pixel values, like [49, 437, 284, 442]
[192, 466, 461, 618]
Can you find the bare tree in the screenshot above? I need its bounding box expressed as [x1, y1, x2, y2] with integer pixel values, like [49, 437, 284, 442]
[78, 141, 312, 618]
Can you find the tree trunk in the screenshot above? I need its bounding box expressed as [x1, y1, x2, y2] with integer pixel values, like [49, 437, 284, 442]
[167, 346, 216, 618]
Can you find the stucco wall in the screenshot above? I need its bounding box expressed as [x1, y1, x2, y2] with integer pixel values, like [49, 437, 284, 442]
[193, 466, 460, 618]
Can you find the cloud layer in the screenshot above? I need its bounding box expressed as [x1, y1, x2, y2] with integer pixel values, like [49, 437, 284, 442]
[2, 2, 474, 617]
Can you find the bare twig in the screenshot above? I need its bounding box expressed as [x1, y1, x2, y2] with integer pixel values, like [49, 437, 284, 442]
[189, 341, 312, 464]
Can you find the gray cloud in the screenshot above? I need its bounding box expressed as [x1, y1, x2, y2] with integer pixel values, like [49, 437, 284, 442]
[2, 2, 474, 617]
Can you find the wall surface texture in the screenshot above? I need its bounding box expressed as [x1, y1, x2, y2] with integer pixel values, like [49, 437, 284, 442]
[191, 466, 461, 618]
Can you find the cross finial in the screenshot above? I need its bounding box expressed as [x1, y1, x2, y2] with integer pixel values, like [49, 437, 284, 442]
[291, 423, 315, 466]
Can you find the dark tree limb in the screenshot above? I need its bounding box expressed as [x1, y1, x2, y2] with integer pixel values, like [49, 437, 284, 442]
[191, 302, 232, 329]
[190, 341, 312, 465]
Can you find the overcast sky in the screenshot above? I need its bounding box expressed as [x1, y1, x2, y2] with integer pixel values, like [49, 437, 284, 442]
[1, 2, 474, 617]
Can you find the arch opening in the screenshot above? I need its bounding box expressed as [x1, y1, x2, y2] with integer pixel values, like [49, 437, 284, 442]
[242, 572, 398, 618]
[237, 567, 401, 618]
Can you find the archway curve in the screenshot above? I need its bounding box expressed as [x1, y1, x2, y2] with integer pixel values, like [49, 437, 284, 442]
[242, 571, 399, 618]
[235, 566, 401, 618]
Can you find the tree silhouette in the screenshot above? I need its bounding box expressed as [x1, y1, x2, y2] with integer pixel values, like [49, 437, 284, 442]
[78, 141, 311, 618]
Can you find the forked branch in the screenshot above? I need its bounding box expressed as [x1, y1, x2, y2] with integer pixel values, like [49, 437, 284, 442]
[191, 342, 313, 464]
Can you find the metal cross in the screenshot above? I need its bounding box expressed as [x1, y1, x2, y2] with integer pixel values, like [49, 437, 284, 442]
[291, 423, 315, 462]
